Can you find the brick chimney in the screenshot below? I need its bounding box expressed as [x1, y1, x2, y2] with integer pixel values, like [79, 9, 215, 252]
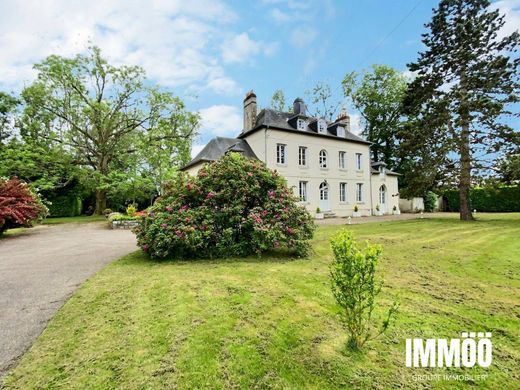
[335, 109, 351, 132]
[243, 90, 257, 132]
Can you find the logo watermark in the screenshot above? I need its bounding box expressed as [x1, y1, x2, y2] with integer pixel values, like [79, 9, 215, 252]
[405, 332, 492, 383]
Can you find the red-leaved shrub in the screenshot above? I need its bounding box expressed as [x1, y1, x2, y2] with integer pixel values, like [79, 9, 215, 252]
[0, 177, 48, 234]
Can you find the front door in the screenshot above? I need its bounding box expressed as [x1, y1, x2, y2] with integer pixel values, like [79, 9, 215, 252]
[319, 182, 330, 211]
[379, 185, 387, 213]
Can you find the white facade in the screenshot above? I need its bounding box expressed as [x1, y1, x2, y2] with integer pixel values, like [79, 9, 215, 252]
[182, 92, 400, 217]
[242, 128, 399, 217]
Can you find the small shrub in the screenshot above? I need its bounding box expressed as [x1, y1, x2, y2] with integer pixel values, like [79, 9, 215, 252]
[330, 229, 398, 350]
[0, 177, 48, 234]
[103, 208, 113, 217]
[316, 207, 321, 214]
[126, 204, 137, 217]
[393, 205, 397, 211]
[353, 204, 359, 212]
[375, 204, 380, 211]
[134, 153, 315, 259]
[423, 191, 437, 212]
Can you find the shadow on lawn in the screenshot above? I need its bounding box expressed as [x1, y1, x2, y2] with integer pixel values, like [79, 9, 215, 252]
[118, 248, 305, 268]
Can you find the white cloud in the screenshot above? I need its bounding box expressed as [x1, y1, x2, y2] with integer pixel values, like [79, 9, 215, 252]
[0, 0, 275, 94]
[491, 0, 520, 39]
[191, 143, 206, 158]
[289, 27, 317, 48]
[198, 105, 242, 137]
[349, 113, 363, 136]
[221, 33, 277, 64]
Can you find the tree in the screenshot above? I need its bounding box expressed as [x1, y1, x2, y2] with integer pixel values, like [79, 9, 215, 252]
[0, 92, 19, 144]
[404, 0, 519, 220]
[343, 65, 408, 168]
[22, 46, 197, 214]
[270, 89, 287, 111]
[306, 82, 342, 120]
[498, 152, 520, 184]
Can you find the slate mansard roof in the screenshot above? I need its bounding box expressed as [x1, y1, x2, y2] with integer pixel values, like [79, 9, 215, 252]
[181, 137, 257, 171]
[238, 108, 371, 145]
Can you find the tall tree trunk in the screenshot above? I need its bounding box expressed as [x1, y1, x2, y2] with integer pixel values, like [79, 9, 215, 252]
[94, 155, 109, 215]
[459, 121, 474, 221]
[95, 189, 107, 215]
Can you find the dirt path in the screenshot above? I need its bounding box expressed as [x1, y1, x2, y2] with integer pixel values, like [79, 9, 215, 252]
[0, 222, 137, 376]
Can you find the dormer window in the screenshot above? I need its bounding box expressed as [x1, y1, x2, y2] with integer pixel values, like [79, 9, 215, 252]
[318, 119, 327, 134]
[337, 126, 345, 137]
[297, 118, 306, 130]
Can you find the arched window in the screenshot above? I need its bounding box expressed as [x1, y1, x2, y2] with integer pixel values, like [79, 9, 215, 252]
[379, 185, 387, 205]
[319, 150, 328, 168]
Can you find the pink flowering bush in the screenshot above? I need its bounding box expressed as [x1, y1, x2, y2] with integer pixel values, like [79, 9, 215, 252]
[134, 153, 315, 259]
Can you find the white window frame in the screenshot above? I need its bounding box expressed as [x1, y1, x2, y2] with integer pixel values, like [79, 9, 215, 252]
[339, 182, 347, 203]
[298, 146, 307, 166]
[356, 183, 363, 202]
[356, 153, 362, 170]
[277, 144, 286, 165]
[318, 119, 327, 134]
[299, 181, 308, 202]
[297, 118, 306, 130]
[337, 126, 345, 137]
[319, 149, 328, 169]
[339, 151, 346, 169]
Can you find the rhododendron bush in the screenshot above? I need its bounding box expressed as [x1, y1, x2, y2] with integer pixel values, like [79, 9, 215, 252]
[134, 153, 315, 259]
[0, 177, 48, 234]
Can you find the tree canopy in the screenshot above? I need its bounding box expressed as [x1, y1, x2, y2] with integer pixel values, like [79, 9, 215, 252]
[403, 0, 519, 220]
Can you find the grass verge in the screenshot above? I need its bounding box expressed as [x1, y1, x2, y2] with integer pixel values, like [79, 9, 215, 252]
[3, 213, 520, 389]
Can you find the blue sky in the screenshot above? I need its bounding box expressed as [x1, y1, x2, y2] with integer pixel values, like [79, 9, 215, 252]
[0, 0, 518, 156]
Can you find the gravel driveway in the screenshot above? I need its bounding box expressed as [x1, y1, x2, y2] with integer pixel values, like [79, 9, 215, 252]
[0, 222, 137, 376]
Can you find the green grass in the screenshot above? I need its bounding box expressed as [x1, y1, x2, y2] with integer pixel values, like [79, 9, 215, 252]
[42, 215, 106, 224]
[4, 214, 520, 389]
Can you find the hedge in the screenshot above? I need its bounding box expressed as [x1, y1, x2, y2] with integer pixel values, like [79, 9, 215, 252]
[443, 186, 520, 212]
[47, 195, 83, 217]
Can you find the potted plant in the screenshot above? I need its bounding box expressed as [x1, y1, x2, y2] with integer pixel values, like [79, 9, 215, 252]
[352, 204, 361, 218]
[392, 205, 400, 215]
[375, 204, 383, 216]
[315, 206, 324, 220]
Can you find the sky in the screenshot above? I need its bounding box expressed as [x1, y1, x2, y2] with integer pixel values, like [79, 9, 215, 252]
[0, 0, 518, 157]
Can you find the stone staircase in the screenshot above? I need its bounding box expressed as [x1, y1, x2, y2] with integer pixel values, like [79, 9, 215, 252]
[323, 211, 336, 219]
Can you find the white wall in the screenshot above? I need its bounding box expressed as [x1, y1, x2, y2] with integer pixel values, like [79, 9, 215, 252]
[245, 129, 379, 217]
[371, 172, 399, 214]
[399, 197, 425, 212]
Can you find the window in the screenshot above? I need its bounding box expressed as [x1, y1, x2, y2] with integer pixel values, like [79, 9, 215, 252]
[319, 149, 328, 168]
[356, 153, 362, 170]
[298, 146, 307, 166]
[340, 182, 347, 202]
[297, 118, 306, 130]
[337, 126, 345, 137]
[356, 183, 363, 202]
[276, 144, 286, 164]
[339, 151, 346, 169]
[318, 119, 327, 134]
[299, 181, 308, 202]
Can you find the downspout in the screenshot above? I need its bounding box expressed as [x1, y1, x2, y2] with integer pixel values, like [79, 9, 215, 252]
[369, 145, 374, 216]
[264, 126, 268, 164]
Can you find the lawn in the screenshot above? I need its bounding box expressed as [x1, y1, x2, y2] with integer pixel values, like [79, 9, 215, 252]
[42, 215, 106, 224]
[3, 214, 520, 389]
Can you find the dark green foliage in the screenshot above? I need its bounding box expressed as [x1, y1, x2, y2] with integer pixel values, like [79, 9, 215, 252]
[329, 229, 398, 350]
[47, 195, 82, 217]
[423, 191, 438, 212]
[402, 0, 520, 220]
[443, 186, 520, 212]
[135, 153, 315, 259]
